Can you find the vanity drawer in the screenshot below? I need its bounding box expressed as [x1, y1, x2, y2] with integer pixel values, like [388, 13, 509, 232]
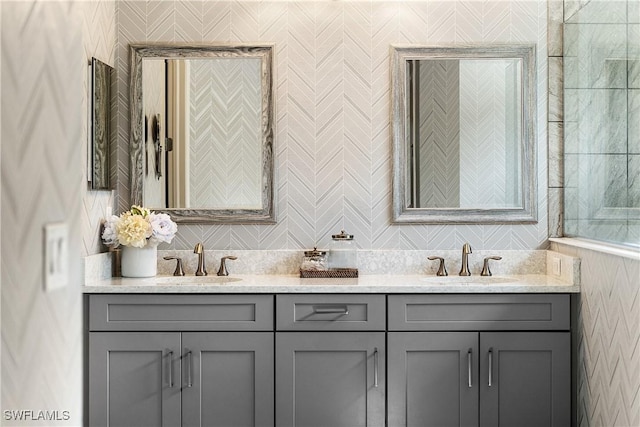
[276, 295, 386, 331]
[388, 294, 570, 331]
[89, 294, 274, 331]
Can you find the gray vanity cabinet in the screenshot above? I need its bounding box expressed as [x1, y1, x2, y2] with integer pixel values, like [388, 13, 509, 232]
[87, 294, 275, 427]
[275, 295, 386, 427]
[87, 293, 573, 427]
[88, 332, 182, 427]
[181, 332, 274, 427]
[387, 295, 571, 427]
[387, 332, 479, 427]
[479, 332, 570, 427]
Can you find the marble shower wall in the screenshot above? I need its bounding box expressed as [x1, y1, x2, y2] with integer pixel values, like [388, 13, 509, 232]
[563, 0, 640, 245]
[115, 0, 549, 252]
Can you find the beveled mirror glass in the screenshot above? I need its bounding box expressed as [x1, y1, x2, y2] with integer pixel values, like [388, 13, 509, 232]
[130, 44, 274, 223]
[391, 44, 537, 224]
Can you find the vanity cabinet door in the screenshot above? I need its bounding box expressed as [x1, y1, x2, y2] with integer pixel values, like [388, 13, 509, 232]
[181, 332, 274, 427]
[388, 332, 479, 427]
[275, 332, 385, 427]
[479, 332, 571, 427]
[88, 332, 181, 427]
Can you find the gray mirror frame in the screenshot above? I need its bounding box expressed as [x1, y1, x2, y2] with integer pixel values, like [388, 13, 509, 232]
[391, 44, 537, 224]
[130, 43, 275, 224]
[90, 57, 113, 190]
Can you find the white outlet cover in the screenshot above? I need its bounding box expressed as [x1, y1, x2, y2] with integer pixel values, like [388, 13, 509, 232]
[552, 257, 562, 276]
[44, 222, 69, 291]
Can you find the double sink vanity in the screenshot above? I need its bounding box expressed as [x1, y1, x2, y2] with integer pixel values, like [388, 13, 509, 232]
[84, 249, 579, 427]
[84, 39, 579, 426]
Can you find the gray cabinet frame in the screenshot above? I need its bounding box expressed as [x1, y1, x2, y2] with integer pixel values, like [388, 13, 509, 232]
[87, 295, 275, 427]
[86, 293, 572, 427]
[388, 332, 480, 427]
[275, 332, 385, 427]
[480, 332, 571, 427]
[182, 332, 274, 427]
[89, 332, 182, 427]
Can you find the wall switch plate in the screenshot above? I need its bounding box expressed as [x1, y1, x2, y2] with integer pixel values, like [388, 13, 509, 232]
[552, 257, 562, 276]
[44, 222, 69, 291]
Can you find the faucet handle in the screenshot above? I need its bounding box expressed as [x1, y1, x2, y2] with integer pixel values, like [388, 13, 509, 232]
[427, 256, 448, 276]
[481, 256, 502, 276]
[217, 256, 238, 276]
[163, 256, 186, 276]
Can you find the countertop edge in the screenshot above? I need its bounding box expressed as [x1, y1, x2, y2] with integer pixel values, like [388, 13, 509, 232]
[82, 274, 580, 294]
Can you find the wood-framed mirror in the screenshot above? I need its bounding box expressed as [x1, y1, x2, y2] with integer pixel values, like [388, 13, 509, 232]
[130, 43, 275, 223]
[391, 44, 537, 224]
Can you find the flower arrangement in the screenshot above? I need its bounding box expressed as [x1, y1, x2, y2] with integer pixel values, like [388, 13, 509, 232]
[102, 205, 177, 248]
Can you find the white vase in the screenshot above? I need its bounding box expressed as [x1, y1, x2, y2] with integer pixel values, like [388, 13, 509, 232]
[120, 245, 158, 278]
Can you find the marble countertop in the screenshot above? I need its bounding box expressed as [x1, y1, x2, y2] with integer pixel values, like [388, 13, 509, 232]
[83, 274, 580, 294]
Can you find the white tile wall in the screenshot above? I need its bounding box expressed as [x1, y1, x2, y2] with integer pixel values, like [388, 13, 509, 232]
[115, 0, 550, 252]
[73, 3, 640, 427]
[0, 1, 97, 422]
[552, 241, 640, 427]
[81, 0, 116, 257]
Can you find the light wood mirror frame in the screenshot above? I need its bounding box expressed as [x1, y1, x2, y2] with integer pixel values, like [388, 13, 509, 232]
[391, 44, 537, 224]
[130, 44, 275, 224]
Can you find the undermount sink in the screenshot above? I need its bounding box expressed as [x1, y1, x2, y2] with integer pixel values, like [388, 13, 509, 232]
[153, 276, 243, 285]
[419, 276, 517, 284]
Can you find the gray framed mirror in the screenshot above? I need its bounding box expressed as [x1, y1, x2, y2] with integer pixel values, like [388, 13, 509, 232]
[391, 44, 537, 224]
[130, 44, 275, 223]
[90, 57, 113, 190]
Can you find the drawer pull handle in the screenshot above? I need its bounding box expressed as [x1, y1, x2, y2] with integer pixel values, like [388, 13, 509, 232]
[467, 349, 472, 388]
[488, 348, 493, 387]
[374, 347, 379, 388]
[166, 350, 174, 388]
[312, 305, 349, 315]
[186, 350, 193, 388]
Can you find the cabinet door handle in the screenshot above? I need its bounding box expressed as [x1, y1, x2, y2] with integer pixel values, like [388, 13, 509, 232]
[467, 349, 472, 388]
[167, 350, 174, 388]
[186, 350, 193, 388]
[488, 348, 493, 387]
[312, 305, 349, 315]
[373, 347, 379, 388]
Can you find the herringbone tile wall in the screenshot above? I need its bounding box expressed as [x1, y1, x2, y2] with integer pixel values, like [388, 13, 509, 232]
[551, 242, 640, 427]
[417, 59, 460, 208]
[81, 0, 116, 256]
[115, 0, 550, 251]
[459, 60, 516, 208]
[0, 1, 104, 422]
[189, 59, 262, 208]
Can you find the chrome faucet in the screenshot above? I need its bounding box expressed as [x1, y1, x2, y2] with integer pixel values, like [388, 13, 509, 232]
[194, 243, 207, 276]
[459, 243, 472, 276]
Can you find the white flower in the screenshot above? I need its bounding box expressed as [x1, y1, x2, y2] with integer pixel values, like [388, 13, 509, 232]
[148, 212, 178, 245]
[115, 212, 152, 248]
[101, 206, 178, 248]
[101, 215, 120, 247]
